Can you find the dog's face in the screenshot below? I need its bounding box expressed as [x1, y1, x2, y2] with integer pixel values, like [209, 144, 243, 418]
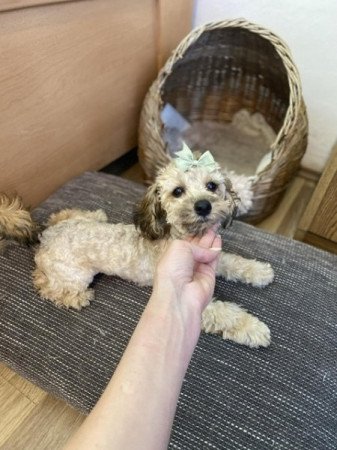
[134, 159, 240, 240]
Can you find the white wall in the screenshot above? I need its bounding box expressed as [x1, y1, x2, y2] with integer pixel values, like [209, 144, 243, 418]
[193, 0, 337, 172]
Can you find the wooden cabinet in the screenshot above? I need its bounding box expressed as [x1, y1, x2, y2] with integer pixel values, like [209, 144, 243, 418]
[296, 142, 337, 253]
[0, 0, 193, 207]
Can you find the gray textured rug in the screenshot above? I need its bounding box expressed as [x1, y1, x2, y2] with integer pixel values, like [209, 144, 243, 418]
[0, 172, 336, 450]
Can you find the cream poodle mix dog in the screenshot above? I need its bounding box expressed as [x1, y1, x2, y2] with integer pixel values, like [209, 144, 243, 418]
[0, 145, 274, 348]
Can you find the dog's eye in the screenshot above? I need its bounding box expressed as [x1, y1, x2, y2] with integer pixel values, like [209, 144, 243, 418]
[206, 182, 218, 192]
[172, 187, 185, 198]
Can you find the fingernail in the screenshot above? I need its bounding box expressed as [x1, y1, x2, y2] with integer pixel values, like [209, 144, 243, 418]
[210, 247, 222, 251]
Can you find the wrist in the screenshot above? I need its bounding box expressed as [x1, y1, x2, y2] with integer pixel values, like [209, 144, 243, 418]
[144, 290, 202, 364]
[150, 281, 203, 329]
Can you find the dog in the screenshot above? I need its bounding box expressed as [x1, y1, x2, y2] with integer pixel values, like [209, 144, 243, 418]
[0, 147, 274, 348]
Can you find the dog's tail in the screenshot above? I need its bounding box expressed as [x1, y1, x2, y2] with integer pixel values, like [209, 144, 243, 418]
[0, 193, 39, 245]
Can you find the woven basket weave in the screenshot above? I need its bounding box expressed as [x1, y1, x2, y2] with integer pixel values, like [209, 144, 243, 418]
[138, 19, 308, 223]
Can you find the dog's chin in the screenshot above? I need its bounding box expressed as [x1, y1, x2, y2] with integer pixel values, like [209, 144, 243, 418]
[182, 216, 221, 237]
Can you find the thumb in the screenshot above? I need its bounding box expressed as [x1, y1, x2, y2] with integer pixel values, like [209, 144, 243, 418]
[189, 242, 221, 264]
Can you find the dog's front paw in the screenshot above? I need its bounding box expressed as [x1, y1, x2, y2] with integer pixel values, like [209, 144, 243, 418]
[245, 261, 274, 288]
[202, 300, 271, 348]
[222, 314, 271, 348]
[217, 254, 274, 287]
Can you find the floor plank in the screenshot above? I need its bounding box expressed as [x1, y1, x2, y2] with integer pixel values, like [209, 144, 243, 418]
[7, 374, 47, 405]
[0, 364, 46, 405]
[257, 177, 315, 238]
[1, 396, 85, 450]
[120, 161, 146, 184]
[0, 381, 37, 447]
[0, 364, 15, 382]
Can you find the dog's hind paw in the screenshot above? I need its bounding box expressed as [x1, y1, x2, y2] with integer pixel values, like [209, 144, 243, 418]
[63, 289, 95, 310]
[40, 288, 95, 310]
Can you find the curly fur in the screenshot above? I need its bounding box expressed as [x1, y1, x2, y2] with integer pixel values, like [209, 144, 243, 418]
[0, 193, 39, 245]
[0, 157, 274, 348]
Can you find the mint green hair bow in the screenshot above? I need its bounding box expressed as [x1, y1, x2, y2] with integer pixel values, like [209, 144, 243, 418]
[174, 142, 217, 172]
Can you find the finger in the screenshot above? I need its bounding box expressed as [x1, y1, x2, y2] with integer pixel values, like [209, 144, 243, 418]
[209, 235, 222, 270]
[189, 228, 217, 249]
[199, 228, 217, 248]
[210, 234, 222, 250]
[189, 228, 212, 246]
[189, 242, 221, 264]
[195, 235, 221, 275]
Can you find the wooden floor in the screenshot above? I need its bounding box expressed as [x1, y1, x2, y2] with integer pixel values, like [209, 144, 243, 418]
[0, 166, 317, 449]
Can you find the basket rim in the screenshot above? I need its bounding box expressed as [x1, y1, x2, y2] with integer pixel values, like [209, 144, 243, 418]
[152, 18, 303, 164]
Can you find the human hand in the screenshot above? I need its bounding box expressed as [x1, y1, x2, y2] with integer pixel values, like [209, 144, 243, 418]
[153, 228, 222, 315]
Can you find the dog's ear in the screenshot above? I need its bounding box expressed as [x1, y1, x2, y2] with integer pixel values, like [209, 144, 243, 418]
[223, 178, 241, 227]
[133, 184, 170, 240]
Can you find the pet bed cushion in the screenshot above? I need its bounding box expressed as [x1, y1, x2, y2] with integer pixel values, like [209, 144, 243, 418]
[0, 172, 336, 450]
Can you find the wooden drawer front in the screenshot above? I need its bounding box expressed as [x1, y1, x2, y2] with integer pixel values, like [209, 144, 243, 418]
[0, 0, 72, 12]
[0, 0, 158, 206]
[297, 143, 337, 253]
[309, 171, 337, 243]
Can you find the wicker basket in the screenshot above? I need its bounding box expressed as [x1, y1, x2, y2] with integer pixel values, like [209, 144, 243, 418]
[138, 19, 308, 223]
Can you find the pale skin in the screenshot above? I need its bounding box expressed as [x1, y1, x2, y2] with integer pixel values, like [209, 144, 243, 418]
[64, 228, 222, 450]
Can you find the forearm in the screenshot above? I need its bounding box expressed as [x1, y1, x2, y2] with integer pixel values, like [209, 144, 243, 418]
[64, 289, 201, 450]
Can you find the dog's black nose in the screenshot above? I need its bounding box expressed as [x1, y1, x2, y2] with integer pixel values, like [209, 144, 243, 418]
[194, 200, 212, 217]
